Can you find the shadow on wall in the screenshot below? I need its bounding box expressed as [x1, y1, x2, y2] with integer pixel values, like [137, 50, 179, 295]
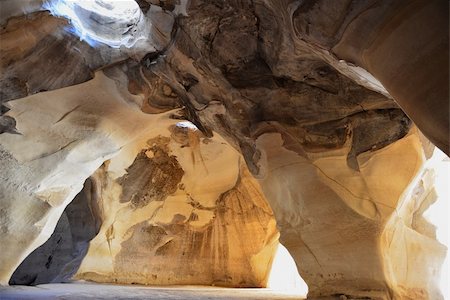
[8, 165, 309, 295]
[8, 174, 309, 296]
[9, 179, 100, 285]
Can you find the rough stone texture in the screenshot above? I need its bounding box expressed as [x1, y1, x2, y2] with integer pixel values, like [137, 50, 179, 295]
[256, 128, 446, 299]
[6, 125, 278, 288]
[291, 0, 449, 155]
[9, 179, 100, 285]
[0, 0, 448, 299]
[0, 4, 175, 106]
[75, 127, 278, 287]
[0, 67, 179, 284]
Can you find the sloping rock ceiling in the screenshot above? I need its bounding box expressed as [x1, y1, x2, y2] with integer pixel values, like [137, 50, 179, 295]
[0, 0, 448, 299]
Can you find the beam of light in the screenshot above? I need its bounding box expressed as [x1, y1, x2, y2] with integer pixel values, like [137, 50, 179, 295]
[267, 243, 308, 297]
[42, 0, 147, 48]
[422, 147, 450, 299]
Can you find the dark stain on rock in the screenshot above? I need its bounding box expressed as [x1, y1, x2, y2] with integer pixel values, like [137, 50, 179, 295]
[118, 136, 184, 209]
[125, 62, 183, 114]
[0, 115, 20, 135]
[171, 214, 187, 224]
[45, 255, 53, 269]
[347, 109, 412, 170]
[139, 224, 168, 250]
[155, 240, 174, 256]
[0, 77, 28, 106]
[113, 164, 275, 287]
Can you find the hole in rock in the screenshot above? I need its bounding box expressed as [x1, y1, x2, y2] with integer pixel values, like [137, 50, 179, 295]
[267, 243, 308, 297]
[176, 121, 199, 130]
[42, 0, 147, 48]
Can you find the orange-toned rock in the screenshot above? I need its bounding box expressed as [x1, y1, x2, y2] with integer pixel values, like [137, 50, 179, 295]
[76, 126, 278, 287]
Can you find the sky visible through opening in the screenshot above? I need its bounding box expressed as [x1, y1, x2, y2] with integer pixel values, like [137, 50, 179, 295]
[43, 0, 143, 48]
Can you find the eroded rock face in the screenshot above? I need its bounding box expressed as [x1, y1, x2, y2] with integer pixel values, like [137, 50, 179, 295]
[8, 125, 278, 287]
[0, 0, 447, 299]
[9, 179, 100, 285]
[0, 3, 175, 105]
[290, 0, 449, 154]
[0, 67, 178, 284]
[256, 128, 446, 299]
[75, 127, 277, 286]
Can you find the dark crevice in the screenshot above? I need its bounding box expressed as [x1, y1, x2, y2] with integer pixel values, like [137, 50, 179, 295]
[9, 178, 100, 285]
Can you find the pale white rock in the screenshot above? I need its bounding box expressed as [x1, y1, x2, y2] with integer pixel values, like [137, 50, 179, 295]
[0, 70, 177, 284]
[255, 128, 446, 299]
[75, 126, 279, 287]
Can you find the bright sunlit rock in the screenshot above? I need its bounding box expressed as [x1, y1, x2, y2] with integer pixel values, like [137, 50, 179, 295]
[43, 0, 147, 48]
[423, 147, 450, 299]
[176, 121, 199, 130]
[267, 243, 308, 297]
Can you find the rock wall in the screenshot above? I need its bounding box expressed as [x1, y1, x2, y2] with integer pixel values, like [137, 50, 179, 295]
[0, 67, 178, 284]
[256, 128, 446, 299]
[290, 0, 449, 154]
[0, 0, 447, 298]
[7, 123, 278, 287]
[75, 126, 278, 286]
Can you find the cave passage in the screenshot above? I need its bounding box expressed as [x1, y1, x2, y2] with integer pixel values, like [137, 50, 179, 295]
[0, 0, 448, 299]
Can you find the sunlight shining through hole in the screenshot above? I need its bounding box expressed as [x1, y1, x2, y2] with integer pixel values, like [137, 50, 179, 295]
[268, 243, 308, 297]
[422, 147, 450, 299]
[43, 0, 146, 48]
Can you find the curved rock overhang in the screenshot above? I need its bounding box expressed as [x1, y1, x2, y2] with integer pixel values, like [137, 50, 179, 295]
[0, 0, 448, 299]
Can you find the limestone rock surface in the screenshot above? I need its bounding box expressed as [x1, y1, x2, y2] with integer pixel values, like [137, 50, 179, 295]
[256, 128, 446, 299]
[75, 126, 278, 287]
[10, 179, 100, 285]
[0, 68, 177, 284]
[0, 0, 448, 299]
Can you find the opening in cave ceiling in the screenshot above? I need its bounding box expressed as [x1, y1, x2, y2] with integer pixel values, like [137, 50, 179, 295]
[43, 0, 146, 48]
